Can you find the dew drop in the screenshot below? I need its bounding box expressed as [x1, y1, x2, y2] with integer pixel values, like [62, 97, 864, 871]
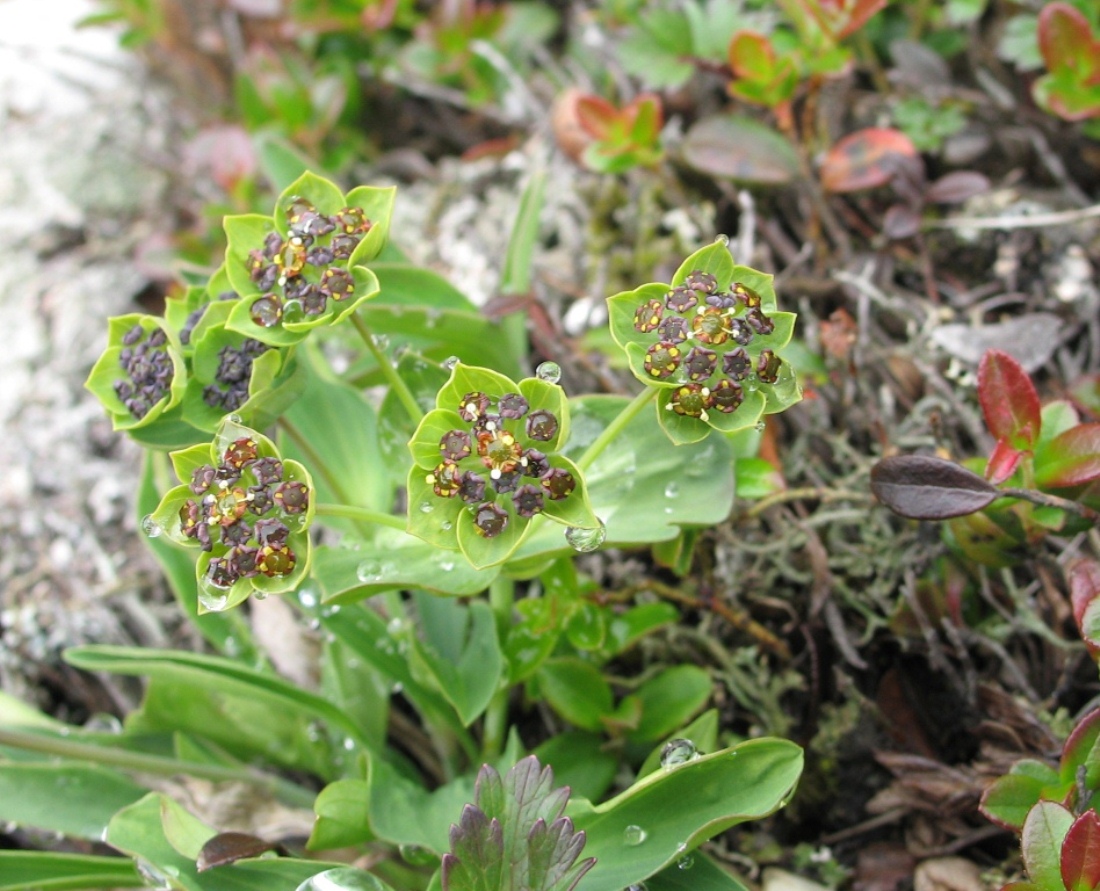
[627, 885, 648, 891]
[713, 233, 730, 246]
[372, 333, 390, 351]
[141, 515, 163, 538]
[282, 298, 304, 324]
[135, 859, 172, 890]
[299, 589, 318, 608]
[677, 854, 695, 870]
[565, 519, 606, 553]
[198, 587, 229, 612]
[664, 481, 680, 499]
[342, 737, 356, 751]
[438, 559, 455, 572]
[294, 866, 390, 891]
[623, 824, 647, 846]
[535, 361, 562, 384]
[660, 737, 698, 768]
[441, 520, 454, 531]
[754, 421, 766, 432]
[356, 560, 383, 583]
[443, 356, 460, 371]
[418, 500, 434, 514]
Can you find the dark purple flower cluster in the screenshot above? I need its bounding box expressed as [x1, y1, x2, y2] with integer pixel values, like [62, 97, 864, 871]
[202, 338, 271, 412]
[178, 437, 307, 589]
[632, 269, 784, 421]
[246, 197, 372, 327]
[113, 324, 174, 420]
[426, 391, 573, 538]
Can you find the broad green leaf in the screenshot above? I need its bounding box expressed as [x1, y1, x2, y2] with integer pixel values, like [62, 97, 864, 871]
[253, 131, 320, 192]
[570, 738, 803, 891]
[410, 596, 504, 726]
[0, 762, 146, 840]
[534, 732, 618, 803]
[0, 851, 142, 891]
[321, 635, 390, 755]
[646, 852, 751, 891]
[345, 185, 397, 267]
[627, 666, 712, 743]
[223, 214, 277, 298]
[537, 658, 615, 732]
[275, 171, 346, 231]
[1021, 800, 1075, 891]
[604, 602, 679, 656]
[309, 778, 373, 850]
[637, 709, 721, 779]
[980, 761, 1065, 831]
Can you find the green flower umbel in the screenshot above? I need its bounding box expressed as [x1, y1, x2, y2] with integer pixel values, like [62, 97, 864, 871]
[221, 172, 395, 347]
[148, 417, 315, 612]
[607, 240, 801, 445]
[406, 364, 600, 569]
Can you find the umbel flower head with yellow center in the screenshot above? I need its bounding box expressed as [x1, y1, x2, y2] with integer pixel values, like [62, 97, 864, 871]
[607, 238, 801, 445]
[406, 364, 600, 569]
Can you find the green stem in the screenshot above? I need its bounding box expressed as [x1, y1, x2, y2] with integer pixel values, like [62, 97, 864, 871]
[278, 415, 353, 505]
[576, 387, 658, 472]
[350, 311, 423, 425]
[0, 727, 316, 809]
[481, 575, 516, 761]
[316, 502, 407, 531]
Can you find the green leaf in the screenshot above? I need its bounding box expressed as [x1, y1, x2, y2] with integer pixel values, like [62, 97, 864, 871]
[627, 666, 712, 743]
[0, 851, 143, 891]
[0, 762, 147, 840]
[275, 172, 347, 231]
[534, 732, 618, 803]
[345, 186, 397, 267]
[980, 761, 1065, 831]
[569, 739, 803, 891]
[1021, 800, 1075, 891]
[223, 214, 277, 298]
[637, 709, 721, 779]
[647, 852, 751, 891]
[253, 131, 321, 192]
[537, 658, 615, 732]
[1035, 424, 1100, 488]
[410, 596, 504, 726]
[309, 779, 374, 850]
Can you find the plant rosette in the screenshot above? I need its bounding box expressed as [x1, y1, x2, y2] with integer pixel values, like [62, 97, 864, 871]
[149, 417, 315, 611]
[85, 313, 187, 432]
[607, 240, 800, 445]
[222, 171, 395, 346]
[406, 364, 600, 569]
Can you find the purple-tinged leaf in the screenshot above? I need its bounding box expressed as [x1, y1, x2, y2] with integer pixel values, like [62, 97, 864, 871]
[682, 115, 799, 184]
[979, 349, 1041, 450]
[1038, 4, 1098, 77]
[1022, 800, 1075, 891]
[924, 171, 990, 204]
[819, 128, 919, 193]
[1062, 811, 1100, 891]
[987, 438, 1025, 485]
[1036, 425, 1100, 488]
[871, 455, 997, 519]
[1069, 560, 1100, 658]
[883, 203, 921, 239]
[1060, 709, 1100, 784]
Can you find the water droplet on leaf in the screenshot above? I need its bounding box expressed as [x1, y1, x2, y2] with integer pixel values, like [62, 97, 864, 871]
[418, 501, 434, 513]
[141, 515, 162, 538]
[443, 356, 460, 371]
[664, 481, 680, 499]
[565, 520, 606, 552]
[357, 560, 383, 582]
[535, 361, 562, 384]
[294, 867, 390, 891]
[660, 737, 698, 767]
[677, 854, 695, 870]
[713, 233, 730, 246]
[623, 824, 647, 846]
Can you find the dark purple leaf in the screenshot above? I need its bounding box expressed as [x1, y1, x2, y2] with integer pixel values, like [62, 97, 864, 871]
[871, 455, 997, 519]
[924, 171, 990, 204]
[883, 204, 921, 239]
[196, 832, 283, 872]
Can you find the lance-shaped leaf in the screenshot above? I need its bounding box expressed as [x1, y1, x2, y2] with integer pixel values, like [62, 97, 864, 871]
[870, 455, 997, 519]
[979, 349, 1041, 451]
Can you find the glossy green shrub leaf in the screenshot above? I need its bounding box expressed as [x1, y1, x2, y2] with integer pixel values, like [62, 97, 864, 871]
[0, 851, 143, 891]
[1021, 800, 1075, 891]
[537, 658, 615, 732]
[626, 666, 712, 743]
[981, 759, 1066, 831]
[569, 738, 803, 891]
[0, 762, 146, 840]
[1035, 425, 1100, 488]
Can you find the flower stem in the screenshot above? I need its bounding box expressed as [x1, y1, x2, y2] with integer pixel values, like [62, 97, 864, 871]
[316, 502, 407, 531]
[576, 387, 658, 472]
[278, 415, 353, 505]
[481, 575, 516, 760]
[350, 311, 423, 425]
[0, 726, 316, 808]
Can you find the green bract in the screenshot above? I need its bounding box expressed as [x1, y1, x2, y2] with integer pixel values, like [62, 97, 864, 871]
[149, 417, 315, 612]
[607, 240, 801, 445]
[406, 363, 600, 569]
[84, 313, 186, 432]
[222, 171, 394, 346]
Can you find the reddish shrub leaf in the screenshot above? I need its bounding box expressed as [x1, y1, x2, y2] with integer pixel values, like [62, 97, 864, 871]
[1061, 709, 1100, 784]
[1069, 559, 1100, 642]
[1038, 4, 1096, 75]
[820, 128, 919, 193]
[1036, 424, 1100, 488]
[986, 438, 1025, 485]
[978, 349, 1041, 450]
[728, 30, 776, 80]
[871, 455, 997, 520]
[682, 114, 799, 184]
[882, 204, 921, 239]
[573, 94, 619, 140]
[1062, 811, 1100, 891]
[924, 171, 990, 204]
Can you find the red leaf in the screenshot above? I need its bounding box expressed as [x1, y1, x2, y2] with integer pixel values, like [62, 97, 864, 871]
[728, 31, 776, 79]
[870, 455, 997, 520]
[820, 128, 920, 193]
[1036, 424, 1100, 488]
[1069, 560, 1100, 657]
[1038, 3, 1096, 75]
[1061, 709, 1100, 779]
[978, 349, 1041, 450]
[573, 94, 619, 140]
[1062, 811, 1100, 891]
[986, 438, 1025, 485]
